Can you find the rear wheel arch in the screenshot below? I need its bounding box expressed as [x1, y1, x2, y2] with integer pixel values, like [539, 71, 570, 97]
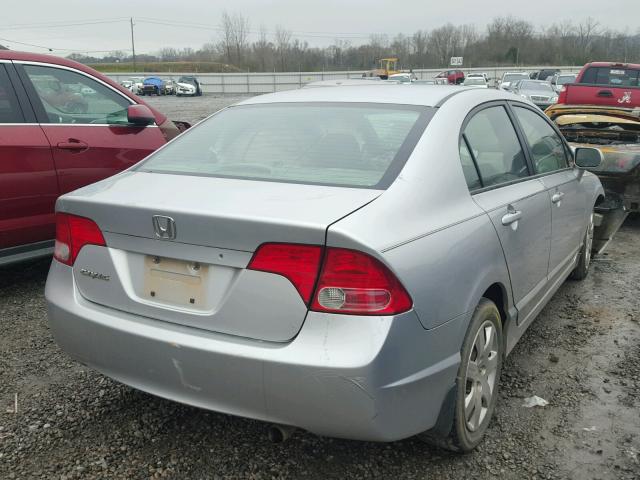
[595, 193, 605, 208]
[481, 283, 507, 328]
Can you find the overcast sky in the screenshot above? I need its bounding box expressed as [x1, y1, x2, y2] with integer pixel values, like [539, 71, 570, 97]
[1, 0, 638, 56]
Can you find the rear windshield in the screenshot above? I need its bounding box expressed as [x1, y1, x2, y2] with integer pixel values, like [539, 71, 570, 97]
[580, 66, 640, 87]
[137, 102, 432, 189]
[557, 75, 575, 85]
[503, 73, 528, 83]
[519, 81, 554, 92]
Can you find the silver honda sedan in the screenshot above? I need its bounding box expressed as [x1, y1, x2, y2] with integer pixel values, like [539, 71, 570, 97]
[46, 85, 604, 451]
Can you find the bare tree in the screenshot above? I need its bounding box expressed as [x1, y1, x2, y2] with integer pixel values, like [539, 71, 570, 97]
[429, 24, 461, 66]
[230, 12, 250, 64]
[275, 25, 292, 71]
[411, 30, 428, 57]
[253, 25, 271, 71]
[220, 11, 234, 63]
[574, 17, 600, 63]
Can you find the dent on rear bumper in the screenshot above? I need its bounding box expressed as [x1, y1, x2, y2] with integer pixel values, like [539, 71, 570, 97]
[45, 260, 467, 441]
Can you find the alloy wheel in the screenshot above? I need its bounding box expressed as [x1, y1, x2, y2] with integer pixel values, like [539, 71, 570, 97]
[585, 213, 594, 269]
[464, 320, 499, 433]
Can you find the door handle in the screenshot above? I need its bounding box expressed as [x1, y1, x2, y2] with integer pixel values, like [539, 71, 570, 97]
[57, 139, 89, 151]
[551, 192, 565, 204]
[597, 90, 613, 98]
[501, 210, 522, 226]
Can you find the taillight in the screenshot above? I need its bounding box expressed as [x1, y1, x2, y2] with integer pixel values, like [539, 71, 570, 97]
[247, 243, 323, 304]
[54, 213, 106, 266]
[248, 243, 412, 315]
[557, 86, 567, 104]
[311, 248, 412, 315]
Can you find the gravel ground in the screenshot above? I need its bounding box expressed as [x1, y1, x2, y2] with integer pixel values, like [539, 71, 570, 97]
[1, 95, 639, 479]
[144, 94, 247, 125]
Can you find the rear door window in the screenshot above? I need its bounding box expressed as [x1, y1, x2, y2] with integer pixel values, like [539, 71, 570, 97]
[23, 64, 132, 124]
[580, 66, 640, 87]
[512, 106, 569, 174]
[462, 106, 529, 188]
[0, 66, 24, 123]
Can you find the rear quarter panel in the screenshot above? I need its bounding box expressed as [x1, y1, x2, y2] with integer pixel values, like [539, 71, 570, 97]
[327, 88, 513, 331]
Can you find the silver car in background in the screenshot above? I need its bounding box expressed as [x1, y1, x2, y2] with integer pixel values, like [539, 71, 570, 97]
[550, 73, 577, 93]
[46, 85, 603, 452]
[511, 79, 559, 110]
[499, 71, 529, 90]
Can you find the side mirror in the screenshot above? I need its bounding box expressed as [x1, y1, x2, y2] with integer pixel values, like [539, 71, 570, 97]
[127, 104, 155, 126]
[574, 147, 603, 168]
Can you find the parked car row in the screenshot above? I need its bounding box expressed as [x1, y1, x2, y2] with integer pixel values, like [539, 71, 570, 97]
[120, 75, 202, 97]
[428, 70, 575, 110]
[0, 51, 190, 266]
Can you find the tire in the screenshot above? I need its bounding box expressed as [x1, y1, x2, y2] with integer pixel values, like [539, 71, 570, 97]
[420, 298, 503, 452]
[570, 212, 594, 281]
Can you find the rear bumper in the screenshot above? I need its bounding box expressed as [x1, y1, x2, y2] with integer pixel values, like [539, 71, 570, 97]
[45, 260, 467, 441]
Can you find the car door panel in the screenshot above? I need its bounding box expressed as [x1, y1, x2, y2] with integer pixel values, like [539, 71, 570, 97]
[473, 180, 552, 323]
[39, 124, 164, 194]
[18, 63, 167, 195]
[462, 104, 552, 325]
[510, 105, 585, 280]
[0, 63, 58, 250]
[538, 170, 585, 278]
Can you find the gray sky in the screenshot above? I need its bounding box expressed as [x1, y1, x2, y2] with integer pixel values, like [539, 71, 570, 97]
[1, 0, 638, 56]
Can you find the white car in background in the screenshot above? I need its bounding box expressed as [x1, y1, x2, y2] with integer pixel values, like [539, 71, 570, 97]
[463, 75, 489, 88]
[128, 77, 144, 94]
[387, 73, 413, 83]
[550, 73, 577, 93]
[500, 72, 530, 91]
[176, 76, 202, 97]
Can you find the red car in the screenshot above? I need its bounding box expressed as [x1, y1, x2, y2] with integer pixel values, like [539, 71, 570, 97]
[435, 69, 465, 85]
[0, 51, 188, 265]
[557, 62, 640, 107]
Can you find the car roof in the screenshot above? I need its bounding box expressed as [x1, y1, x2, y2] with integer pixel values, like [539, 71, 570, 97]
[237, 84, 500, 108]
[584, 62, 640, 69]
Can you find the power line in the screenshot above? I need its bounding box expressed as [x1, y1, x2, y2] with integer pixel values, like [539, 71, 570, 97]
[135, 17, 375, 39]
[0, 36, 129, 53]
[0, 18, 129, 30]
[0, 16, 385, 54]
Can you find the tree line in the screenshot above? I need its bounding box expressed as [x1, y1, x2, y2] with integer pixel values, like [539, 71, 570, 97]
[70, 14, 640, 72]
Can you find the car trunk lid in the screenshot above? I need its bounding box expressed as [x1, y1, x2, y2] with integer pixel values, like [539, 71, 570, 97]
[60, 171, 381, 342]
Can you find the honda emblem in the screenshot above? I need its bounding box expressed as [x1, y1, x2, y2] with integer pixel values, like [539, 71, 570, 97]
[152, 215, 176, 240]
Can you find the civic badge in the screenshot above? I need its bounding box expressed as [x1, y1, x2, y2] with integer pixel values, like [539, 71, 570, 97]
[152, 215, 176, 240]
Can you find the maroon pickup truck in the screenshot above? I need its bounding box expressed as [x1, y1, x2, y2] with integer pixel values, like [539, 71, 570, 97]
[557, 62, 640, 107]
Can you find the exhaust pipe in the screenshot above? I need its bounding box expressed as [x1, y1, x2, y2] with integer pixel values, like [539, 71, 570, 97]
[267, 424, 296, 443]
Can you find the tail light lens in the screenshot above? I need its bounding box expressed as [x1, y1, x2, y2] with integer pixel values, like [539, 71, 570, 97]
[247, 243, 323, 304]
[557, 86, 567, 104]
[311, 247, 412, 315]
[248, 243, 412, 315]
[54, 213, 106, 266]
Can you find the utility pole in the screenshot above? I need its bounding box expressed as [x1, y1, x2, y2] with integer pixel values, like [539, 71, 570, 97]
[130, 17, 137, 72]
